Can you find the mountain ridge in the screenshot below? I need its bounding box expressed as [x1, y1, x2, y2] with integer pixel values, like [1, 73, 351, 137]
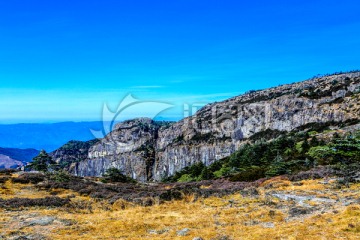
[61, 72, 360, 181]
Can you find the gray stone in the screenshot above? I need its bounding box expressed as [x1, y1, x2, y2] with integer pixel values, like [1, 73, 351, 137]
[148, 230, 158, 235]
[262, 222, 275, 228]
[148, 228, 170, 235]
[177, 228, 190, 236]
[26, 216, 55, 226]
[9, 234, 47, 240]
[289, 207, 313, 217]
[272, 193, 336, 206]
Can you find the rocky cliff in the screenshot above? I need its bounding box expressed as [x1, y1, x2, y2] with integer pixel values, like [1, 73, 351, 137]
[50, 139, 99, 170]
[69, 72, 360, 181]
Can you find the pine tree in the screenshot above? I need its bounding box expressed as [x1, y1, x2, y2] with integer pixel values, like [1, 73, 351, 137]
[27, 150, 54, 172]
[265, 154, 289, 177]
[199, 166, 214, 180]
[310, 136, 319, 147]
[301, 138, 310, 153]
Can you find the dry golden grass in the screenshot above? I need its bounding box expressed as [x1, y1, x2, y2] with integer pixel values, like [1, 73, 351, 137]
[1, 179, 79, 200]
[1, 174, 360, 240]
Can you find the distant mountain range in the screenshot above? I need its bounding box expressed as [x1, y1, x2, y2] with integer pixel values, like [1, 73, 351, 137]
[0, 121, 105, 152]
[0, 148, 39, 169]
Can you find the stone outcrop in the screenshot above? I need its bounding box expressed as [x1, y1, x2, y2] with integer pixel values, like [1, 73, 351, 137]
[69, 72, 360, 181]
[50, 139, 99, 170]
[70, 118, 160, 182]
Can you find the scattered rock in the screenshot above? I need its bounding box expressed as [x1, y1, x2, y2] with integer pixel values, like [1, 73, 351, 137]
[193, 237, 204, 240]
[272, 193, 336, 206]
[262, 222, 275, 228]
[26, 216, 55, 226]
[148, 230, 158, 235]
[148, 228, 170, 235]
[289, 207, 313, 217]
[8, 234, 47, 240]
[211, 235, 232, 240]
[176, 228, 190, 236]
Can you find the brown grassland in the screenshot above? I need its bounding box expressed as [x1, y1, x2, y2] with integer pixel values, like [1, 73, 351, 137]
[1, 173, 360, 240]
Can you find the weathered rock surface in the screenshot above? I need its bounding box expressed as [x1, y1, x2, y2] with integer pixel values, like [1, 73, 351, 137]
[26, 216, 55, 226]
[70, 118, 159, 182]
[50, 139, 99, 170]
[69, 72, 360, 181]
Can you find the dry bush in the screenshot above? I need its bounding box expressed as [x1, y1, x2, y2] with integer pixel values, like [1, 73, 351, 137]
[289, 166, 335, 181]
[0, 176, 10, 184]
[0, 196, 70, 208]
[11, 172, 46, 184]
[260, 176, 291, 189]
[0, 169, 16, 175]
[112, 198, 134, 210]
[65, 198, 94, 213]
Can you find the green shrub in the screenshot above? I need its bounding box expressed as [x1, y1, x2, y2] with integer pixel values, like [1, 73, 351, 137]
[229, 166, 265, 182]
[163, 128, 360, 183]
[49, 171, 71, 183]
[101, 168, 135, 183]
[213, 166, 233, 178]
[265, 155, 290, 177]
[177, 174, 194, 183]
[198, 166, 215, 180]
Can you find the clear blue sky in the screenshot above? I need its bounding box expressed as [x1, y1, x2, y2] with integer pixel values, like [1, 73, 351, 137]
[1, 0, 359, 123]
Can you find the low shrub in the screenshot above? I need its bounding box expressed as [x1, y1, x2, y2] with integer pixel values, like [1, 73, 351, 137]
[0, 196, 70, 208]
[0, 169, 17, 175]
[0, 176, 10, 184]
[288, 166, 335, 181]
[159, 189, 183, 201]
[11, 173, 45, 184]
[48, 171, 72, 182]
[101, 168, 135, 183]
[229, 166, 266, 182]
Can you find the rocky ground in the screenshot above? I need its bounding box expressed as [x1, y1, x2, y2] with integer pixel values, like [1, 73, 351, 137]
[1, 171, 360, 239]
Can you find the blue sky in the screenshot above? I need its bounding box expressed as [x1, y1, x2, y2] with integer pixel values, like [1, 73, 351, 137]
[0, 0, 359, 123]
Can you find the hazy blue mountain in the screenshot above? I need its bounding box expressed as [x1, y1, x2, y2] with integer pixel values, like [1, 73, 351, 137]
[0, 122, 105, 151]
[0, 155, 23, 169]
[0, 148, 39, 163]
[0, 148, 40, 169]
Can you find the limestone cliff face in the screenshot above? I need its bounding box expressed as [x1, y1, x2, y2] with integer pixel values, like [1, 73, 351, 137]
[50, 139, 99, 170]
[70, 72, 360, 181]
[70, 118, 159, 182]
